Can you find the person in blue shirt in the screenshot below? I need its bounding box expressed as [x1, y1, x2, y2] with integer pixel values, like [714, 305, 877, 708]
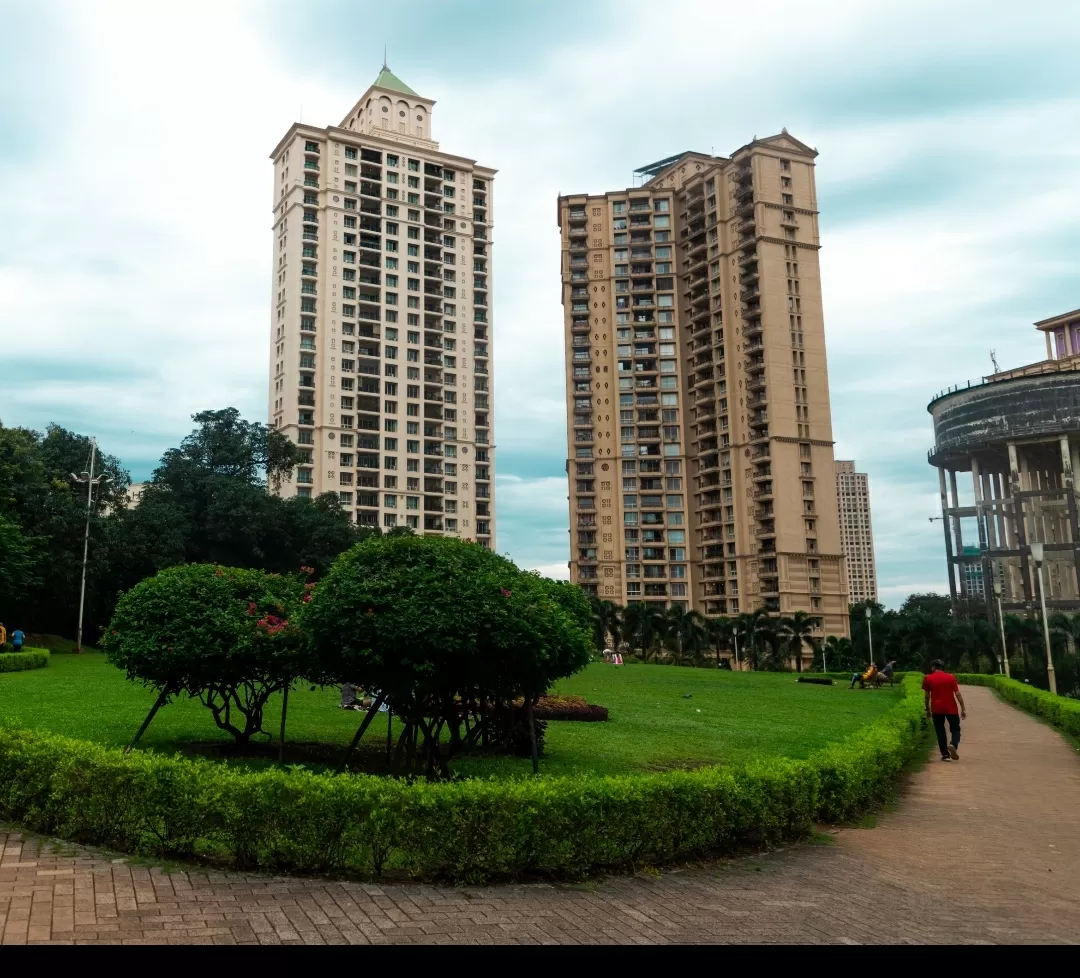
[11, 628, 25, 651]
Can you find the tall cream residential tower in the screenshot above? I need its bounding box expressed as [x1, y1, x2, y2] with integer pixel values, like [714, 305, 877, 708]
[835, 460, 878, 604]
[268, 66, 496, 545]
[559, 133, 849, 637]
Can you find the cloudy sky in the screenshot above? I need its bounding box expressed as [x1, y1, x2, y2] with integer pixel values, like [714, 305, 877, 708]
[1, 0, 1078, 604]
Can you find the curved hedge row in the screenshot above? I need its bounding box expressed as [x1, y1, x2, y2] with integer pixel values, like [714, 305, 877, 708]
[0, 675, 926, 881]
[0, 648, 49, 673]
[956, 674, 1080, 740]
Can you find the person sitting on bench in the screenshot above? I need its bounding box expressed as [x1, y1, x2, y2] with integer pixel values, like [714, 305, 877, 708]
[849, 662, 877, 689]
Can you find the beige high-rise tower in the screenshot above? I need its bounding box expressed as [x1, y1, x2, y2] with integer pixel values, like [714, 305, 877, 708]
[558, 133, 849, 637]
[835, 460, 878, 604]
[268, 66, 496, 545]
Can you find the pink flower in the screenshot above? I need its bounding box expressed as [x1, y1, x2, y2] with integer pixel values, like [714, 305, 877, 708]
[500, 589, 512, 598]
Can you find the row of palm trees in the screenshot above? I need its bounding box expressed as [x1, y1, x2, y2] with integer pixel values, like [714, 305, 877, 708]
[589, 598, 820, 672]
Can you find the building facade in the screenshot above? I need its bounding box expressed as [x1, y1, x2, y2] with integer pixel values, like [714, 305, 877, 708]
[928, 307, 1080, 615]
[268, 66, 496, 544]
[559, 133, 849, 637]
[835, 460, 878, 604]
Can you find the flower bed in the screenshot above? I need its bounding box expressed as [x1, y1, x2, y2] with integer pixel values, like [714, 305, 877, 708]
[0, 675, 926, 882]
[0, 648, 49, 673]
[533, 695, 609, 722]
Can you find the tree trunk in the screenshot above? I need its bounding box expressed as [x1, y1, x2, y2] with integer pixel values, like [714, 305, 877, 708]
[277, 683, 290, 763]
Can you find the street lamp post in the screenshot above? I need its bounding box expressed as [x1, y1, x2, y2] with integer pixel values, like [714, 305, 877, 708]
[70, 438, 109, 655]
[1028, 542, 1058, 695]
[992, 580, 1010, 677]
[732, 628, 741, 671]
[865, 606, 874, 667]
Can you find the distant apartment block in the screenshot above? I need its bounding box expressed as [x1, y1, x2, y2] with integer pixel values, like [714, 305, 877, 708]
[834, 460, 878, 604]
[267, 66, 496, 544]
[559, 132, 850, 638]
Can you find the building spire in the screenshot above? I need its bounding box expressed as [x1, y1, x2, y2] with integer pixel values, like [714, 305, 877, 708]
[383, 46, 388, 70]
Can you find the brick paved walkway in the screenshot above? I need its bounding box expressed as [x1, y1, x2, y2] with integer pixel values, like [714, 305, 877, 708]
[3, 685, 1079, 944]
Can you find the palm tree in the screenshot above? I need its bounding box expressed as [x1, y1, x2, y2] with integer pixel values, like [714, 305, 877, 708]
[623, 602, 664, 662]
[707, 616, 736, 669]
[1004, 614, 1042, 682]
[735, 607, 772, 670]
[820, 634, 856, 673]
[588, 596, 623, 655]
[665, 606, 707, 666]
[781, 610, 819, 673]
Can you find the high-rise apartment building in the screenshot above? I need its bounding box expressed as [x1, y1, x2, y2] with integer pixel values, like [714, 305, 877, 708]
[835, 460, 878, 604]
[268, 66, 496, 544]
[559, 133, 849, 637]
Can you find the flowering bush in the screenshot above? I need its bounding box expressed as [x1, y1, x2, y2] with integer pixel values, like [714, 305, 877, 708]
[102, 564, 312, 743]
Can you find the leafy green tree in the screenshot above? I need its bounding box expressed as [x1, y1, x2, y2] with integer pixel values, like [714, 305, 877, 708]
[0, 515, 38, 620]
[623, 602, 665, 662]
[102, 564, 310, 744]
[303, 536, 592, 775]
[817, 635, 858, 673]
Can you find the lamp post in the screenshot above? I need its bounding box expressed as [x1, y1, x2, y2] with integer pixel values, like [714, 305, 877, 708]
[1028, 542, 1058, 695]
[865, 606, 874, 667]
[732, 627, 741, 671]
[70, 438, 109, 655]
[992, 580, 1009, 677]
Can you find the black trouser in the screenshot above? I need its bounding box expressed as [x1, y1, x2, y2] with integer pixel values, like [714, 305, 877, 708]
[932, 713, 961, 756]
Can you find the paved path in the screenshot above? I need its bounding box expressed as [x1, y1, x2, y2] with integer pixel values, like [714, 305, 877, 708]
[2, 685, 1079, 944]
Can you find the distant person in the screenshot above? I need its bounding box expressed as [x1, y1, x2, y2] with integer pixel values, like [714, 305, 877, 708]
[11, 628, 24, 653]
[340, 682, 360, 710]
[923, 659, 967, 761]
[0, 622, 6, 650]
[849, 662, 876, 689]
[880, 660, 897, 684]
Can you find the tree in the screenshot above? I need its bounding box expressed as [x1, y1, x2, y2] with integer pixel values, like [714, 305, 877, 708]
[780, 610, 819, 674]
[736, 607, 773, 670]
[589, 596, 623, 655]
[623, 602, 665, 662]
[0, 515, 38, 619]
[706, 616, 736, 668]
[664, 605, 707, 666]
[818, 635, 858, 673]
[303, 536, 592, 776]
[102, 564, 310, 744]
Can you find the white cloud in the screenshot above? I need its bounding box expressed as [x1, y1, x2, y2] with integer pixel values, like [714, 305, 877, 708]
[3, 0, 1079, 607]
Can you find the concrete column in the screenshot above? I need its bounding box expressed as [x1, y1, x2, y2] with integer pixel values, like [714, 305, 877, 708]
[1046, 330, 1054, 360]
[1067, 327, 1075, 357]
[1062, 436, 1074, 489]
[938, 466, 957, 604]
[949, 469, 968, 601]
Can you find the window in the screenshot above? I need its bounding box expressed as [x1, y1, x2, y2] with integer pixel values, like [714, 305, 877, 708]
[344, 147, 357, 159]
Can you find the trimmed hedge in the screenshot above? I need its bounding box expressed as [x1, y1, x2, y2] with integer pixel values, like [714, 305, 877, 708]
[0, 675, 926, 881]
[956, 673, 1080, 741]
[0, 648, 49, 673]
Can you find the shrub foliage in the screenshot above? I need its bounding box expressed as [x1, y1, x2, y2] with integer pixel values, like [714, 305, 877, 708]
[0, 648, 49, 673]
[955, 673, 1080, 740]
[101, 564, 310, 743]
[305, 536, 593, 774]
[0, 676, 926, 881]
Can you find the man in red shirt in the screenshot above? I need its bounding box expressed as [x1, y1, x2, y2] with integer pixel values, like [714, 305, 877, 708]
[922, 660, 967, 761]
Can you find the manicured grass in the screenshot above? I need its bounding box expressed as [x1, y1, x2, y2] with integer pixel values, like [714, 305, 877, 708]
[0, 654, 903, 778]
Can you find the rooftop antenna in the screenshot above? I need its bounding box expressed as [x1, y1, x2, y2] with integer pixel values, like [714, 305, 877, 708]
[990, 349, 1000, 373]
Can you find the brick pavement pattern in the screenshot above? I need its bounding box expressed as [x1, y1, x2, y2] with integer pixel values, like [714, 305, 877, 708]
[2, 685, 1079, 944]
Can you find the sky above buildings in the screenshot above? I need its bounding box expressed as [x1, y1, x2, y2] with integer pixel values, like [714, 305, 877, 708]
[1, 0, 1078, 605]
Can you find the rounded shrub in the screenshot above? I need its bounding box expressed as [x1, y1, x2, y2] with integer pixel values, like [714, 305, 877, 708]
[102, 564, 310, 743]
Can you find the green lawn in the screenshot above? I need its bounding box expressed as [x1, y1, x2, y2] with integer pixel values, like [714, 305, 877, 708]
[0, 653, 902, 778]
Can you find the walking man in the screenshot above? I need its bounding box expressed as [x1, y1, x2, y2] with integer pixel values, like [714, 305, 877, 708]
[923, 659, 967, 761]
